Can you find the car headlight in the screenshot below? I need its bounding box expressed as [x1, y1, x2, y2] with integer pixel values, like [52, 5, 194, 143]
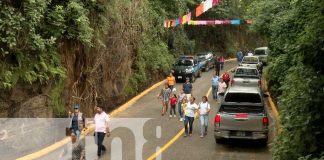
[185, 68, 193, 73]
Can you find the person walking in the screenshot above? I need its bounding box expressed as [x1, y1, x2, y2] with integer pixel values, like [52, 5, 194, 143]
[60, 132, 85, 160]
[237, 51, 243, 64]
[183, 77, 193, 100]
[170, 94, 177, 118]
[211, 73, 219, 100]
[178, 89, 186, 121]
[219, 56, 225, 70]
[69, 104, 86, 140]
[198, 96, 211, 138]
[222, 72, 231, 88]
[218, 77, 227, 102]
[94, 105, 110, 158]
[157, 84, 171, 116]
[166, 72, 176, 92]
[183, 96, 199, 137]
[215, 57, 220, 76]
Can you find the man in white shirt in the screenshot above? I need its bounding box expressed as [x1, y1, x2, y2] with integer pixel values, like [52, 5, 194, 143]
[94, 105, 110, 157]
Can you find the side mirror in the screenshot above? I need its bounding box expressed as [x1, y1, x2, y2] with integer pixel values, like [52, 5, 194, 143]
[231, 69, 235, 73]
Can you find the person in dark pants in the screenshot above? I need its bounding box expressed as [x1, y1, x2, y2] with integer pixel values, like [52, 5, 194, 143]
[94, 105, 110, 157]
[183, 96, 198, 137]
[215, 57, 220, 76]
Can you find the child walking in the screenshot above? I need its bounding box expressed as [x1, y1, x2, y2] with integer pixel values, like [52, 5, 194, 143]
[170, 94, 177, 118]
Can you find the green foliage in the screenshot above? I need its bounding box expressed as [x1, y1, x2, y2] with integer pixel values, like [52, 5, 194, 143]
[124, 0, 175, 96]
[247, 0, 324, 159]
[50, 79, 66, 117]
[0, 0, 107, 89]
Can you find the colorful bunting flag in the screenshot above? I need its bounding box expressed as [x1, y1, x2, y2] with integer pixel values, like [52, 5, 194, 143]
[212, 0, 220, 6]
[187, 20, 251, 26]
[204, 0, 213, 12]
[196, 4, 204, 17]
[231, 20, 241, 25]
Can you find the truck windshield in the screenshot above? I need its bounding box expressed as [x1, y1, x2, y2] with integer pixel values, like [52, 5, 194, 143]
[254, 50, 266, 55]
[220, 105, 264, 113]
[224, 93, 262, 103]
[234, 68, 259, 77]
[242, 57, 258, 64]
[176, 59, 193, 66]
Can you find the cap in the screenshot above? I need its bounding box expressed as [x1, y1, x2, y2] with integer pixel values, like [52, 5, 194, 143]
[73, 104, 80, 109]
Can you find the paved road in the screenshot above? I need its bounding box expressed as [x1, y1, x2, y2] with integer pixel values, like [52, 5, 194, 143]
[94, 60, 274, 160]
[34, 60, 275, 160]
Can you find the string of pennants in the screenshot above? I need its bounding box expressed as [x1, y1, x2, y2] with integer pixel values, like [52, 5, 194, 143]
[163, 0, 252, 28]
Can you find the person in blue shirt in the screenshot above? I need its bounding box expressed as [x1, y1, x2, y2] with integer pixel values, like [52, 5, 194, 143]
[211, 72, 220, 100]
[237, 50, 243, 63]
[69, 104, 86, 139]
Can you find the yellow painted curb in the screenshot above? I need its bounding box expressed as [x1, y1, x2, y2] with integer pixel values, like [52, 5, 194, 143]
[17, 80, 166, 160]
[263, 80, 282, 134]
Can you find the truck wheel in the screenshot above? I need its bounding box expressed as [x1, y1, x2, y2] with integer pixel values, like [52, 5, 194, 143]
[190, 76, 195, 83]
[198, 71, 202, 77]
[205, 66, 209, 72]
[259, 138, 268, 147]
[215, 137, 224, 144]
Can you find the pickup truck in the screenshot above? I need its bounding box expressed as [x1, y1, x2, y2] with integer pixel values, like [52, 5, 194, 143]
[254, 47, 269, 66]
[214, 86, 269, 146]
[239, 56, 263, 74]
[197, 52, 214, 72]
[172, 57, 202, 83]
[231, 66, 262, 89]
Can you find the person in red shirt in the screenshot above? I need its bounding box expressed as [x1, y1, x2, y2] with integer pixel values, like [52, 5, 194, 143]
[222, 72, 231, 89]
[170, 94, 177, 118]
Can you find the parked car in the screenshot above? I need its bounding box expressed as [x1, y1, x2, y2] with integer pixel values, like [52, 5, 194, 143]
[239, 56, 263, 74]
[214, 86, 269, 146]
[172, 58, 202, 83]
[254, 47, 269, 66]
[197, 52, 214, 72]
[231, 67, 262, 89]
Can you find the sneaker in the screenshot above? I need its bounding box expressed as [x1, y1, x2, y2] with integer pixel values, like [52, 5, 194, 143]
[174, 115, 176, 118]
[189, 134, 192, 137]
[169, 115, 172, 118]
[200, 134, 204, 138]
[179, 118, 183, 121]
[184, 134, 188, 137]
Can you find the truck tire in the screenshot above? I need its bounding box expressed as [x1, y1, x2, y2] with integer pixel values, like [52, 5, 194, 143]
[215, 137, 224, 144]
[205, 66, 209, 72]
[190, 76, 195, 83]
[259, 138, 268, 147]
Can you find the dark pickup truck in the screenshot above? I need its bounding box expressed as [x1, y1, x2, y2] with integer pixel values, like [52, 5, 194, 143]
[172, 57, 202, 83]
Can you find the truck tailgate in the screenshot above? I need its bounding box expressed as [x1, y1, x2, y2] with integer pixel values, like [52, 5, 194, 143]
[220, 113, 264, 131]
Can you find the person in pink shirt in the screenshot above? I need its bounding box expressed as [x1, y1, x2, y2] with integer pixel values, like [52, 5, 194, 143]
[217, 77, 227, 102]
[219, 56, 225, 70]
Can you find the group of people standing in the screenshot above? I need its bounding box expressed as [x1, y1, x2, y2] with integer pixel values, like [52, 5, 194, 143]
[159, 73, 213, 138]
[62, 104, 110, 159]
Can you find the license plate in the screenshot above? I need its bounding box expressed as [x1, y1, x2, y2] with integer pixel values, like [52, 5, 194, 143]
[178, 76, 182, 79]
[236, 131, 246, 137]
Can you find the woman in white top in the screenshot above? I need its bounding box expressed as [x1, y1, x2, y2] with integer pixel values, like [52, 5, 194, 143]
[198, 96, 211, 138]
[183, 96, 199, 137]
